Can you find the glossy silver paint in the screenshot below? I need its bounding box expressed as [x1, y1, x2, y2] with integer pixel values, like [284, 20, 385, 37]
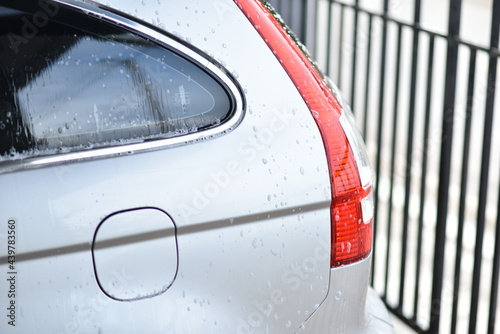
[0, 0, 394, 333]
[298, 258, 394, 333]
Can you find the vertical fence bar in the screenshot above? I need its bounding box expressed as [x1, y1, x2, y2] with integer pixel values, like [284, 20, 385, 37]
[413, 33, 435, 322]
[287, 0, 293, 28]
[362, 13, 373, 139]
[469, 0, 500, 330]
[308, 0, 317, 56]
[372, 0, 390, 290]
[381, 22, 403, 294]
[325, 1, 334, 75]
[489, 172, 500, 333]
[399, 0, 422, 311]
[337, 3, 345, 87]
[299, 0, 308, 45]
[307, 0, 320, 59]
[450, 47, 476, 334]
[350, 0, 359, 111]
[276, 0, 283, 15]
[429, 0, 463, 331]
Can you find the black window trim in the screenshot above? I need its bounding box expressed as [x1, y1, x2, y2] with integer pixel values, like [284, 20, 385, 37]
[0, 0, 245, 173]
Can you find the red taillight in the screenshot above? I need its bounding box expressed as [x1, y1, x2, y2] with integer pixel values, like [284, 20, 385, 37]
[235, 0, 373, 267]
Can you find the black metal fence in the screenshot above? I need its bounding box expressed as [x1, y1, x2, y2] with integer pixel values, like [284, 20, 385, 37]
[269, 0, 500, 333]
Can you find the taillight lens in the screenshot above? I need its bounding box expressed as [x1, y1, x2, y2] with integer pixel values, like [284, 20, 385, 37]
[235, 0, 374, 267]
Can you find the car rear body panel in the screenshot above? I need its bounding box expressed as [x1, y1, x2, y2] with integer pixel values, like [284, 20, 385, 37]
[0, 0, 336, 332]
[0, 0, 396, 333]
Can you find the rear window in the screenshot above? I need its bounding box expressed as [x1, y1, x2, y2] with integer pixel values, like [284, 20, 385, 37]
[0, 1, 238, 159]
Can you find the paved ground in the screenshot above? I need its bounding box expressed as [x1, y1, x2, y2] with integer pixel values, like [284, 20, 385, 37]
[391, 316, 416, 334]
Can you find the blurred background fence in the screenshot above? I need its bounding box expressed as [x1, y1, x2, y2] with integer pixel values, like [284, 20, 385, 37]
[267, 0, 500, 333]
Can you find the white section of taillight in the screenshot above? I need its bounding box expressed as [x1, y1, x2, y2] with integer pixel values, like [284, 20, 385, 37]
[339, 109, 373, 189]
[235, 0, 374, 267]
[361, 193, 375, 226]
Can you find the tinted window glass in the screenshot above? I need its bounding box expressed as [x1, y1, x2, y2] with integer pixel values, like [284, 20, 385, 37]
[0, 2, 233, 158]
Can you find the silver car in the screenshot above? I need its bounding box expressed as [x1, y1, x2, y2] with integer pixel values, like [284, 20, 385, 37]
[0, 0, 393, 333]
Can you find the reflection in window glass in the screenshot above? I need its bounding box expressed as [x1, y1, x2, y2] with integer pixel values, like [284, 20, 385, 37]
[0, 3, 233, 158]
